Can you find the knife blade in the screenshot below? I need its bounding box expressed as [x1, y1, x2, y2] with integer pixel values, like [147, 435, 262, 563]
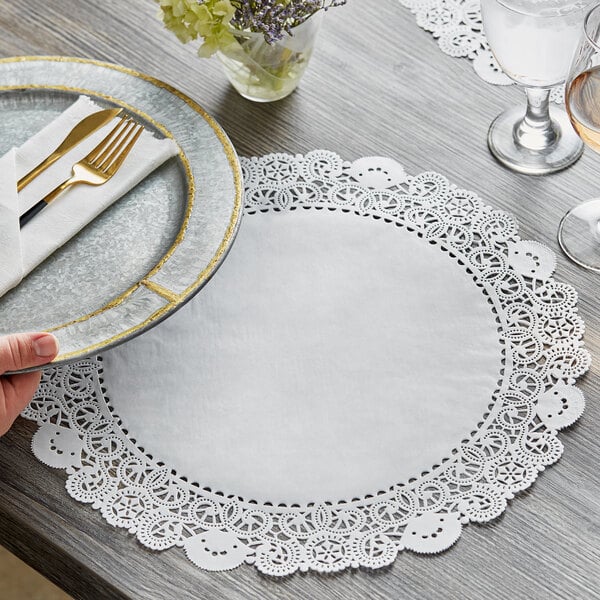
[17, 106, 123, 192]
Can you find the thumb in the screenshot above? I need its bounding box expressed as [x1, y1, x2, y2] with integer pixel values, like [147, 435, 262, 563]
[0, 333, 59, 374]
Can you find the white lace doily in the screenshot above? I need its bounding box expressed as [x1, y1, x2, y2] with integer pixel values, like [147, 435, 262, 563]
[398, 0, 565, 103]
[23, 151, 589, 576]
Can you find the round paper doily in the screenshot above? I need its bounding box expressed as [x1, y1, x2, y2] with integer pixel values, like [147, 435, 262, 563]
[24, 151, 589, 575]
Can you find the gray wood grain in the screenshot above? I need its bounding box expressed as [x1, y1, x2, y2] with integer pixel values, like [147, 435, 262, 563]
[0, 0, 599, 598]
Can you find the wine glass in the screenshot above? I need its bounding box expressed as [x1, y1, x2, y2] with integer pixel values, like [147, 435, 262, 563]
[559, 2, 600, 270]
[481, 0, 591, 175]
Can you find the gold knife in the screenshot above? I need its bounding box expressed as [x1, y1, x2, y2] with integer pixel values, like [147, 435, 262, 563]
[17, 106, 123, 192]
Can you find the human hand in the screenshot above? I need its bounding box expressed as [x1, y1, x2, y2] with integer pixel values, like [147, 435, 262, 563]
[0, 333, 59, 436]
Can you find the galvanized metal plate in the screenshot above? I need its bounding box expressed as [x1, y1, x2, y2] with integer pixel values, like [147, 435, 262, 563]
[0, 57, 243, 368]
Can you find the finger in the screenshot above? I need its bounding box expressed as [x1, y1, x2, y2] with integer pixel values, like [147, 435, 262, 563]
[0, 371, 42, 436]
[0, 333, 59, 374]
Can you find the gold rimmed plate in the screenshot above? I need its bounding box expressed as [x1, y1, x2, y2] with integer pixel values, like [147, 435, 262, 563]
[0, 57, 243, 369]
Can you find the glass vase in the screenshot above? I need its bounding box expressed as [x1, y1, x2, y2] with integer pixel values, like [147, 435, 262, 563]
[217, 14, 323, 102]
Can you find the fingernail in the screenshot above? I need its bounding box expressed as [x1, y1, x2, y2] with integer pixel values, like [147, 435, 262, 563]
[32, 334, 59, 358]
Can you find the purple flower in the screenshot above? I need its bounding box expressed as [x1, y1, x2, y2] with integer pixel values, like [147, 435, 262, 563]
[229, 0, 347, 43]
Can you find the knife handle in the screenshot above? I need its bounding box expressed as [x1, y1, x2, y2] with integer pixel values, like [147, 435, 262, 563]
[17, 151, 61, 192]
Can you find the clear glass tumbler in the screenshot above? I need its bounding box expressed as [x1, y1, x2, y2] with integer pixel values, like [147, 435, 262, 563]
[481, 0, 591, 174]
[217, 13, 322, 103]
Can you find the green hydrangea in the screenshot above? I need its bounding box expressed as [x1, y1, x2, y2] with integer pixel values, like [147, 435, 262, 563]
[157, 0, 347, 55]
[157, 0, 237, 57]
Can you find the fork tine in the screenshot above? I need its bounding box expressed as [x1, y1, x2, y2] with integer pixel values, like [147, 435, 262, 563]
[94, 120, 136, 171]
[91, 118, 137, 171]
[85, 116, 130, 163]
[103, 123, 144, 175]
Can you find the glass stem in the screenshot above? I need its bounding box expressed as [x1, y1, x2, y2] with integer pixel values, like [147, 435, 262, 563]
[513, 87, 558, 152]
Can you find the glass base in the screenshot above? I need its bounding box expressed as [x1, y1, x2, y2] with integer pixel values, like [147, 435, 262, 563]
[488, 106, 584, 175]
[558, 198, 600, 271]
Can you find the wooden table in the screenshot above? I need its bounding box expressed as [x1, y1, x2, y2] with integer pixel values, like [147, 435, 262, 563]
[0, 1, 599, 598]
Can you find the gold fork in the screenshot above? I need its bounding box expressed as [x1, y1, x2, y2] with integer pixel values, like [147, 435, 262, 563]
[19, 116, 144, 227]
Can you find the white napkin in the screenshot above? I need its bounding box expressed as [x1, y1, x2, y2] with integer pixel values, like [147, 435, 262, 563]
[0, 96, 179, 297]
[0, 150, 22, 294]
